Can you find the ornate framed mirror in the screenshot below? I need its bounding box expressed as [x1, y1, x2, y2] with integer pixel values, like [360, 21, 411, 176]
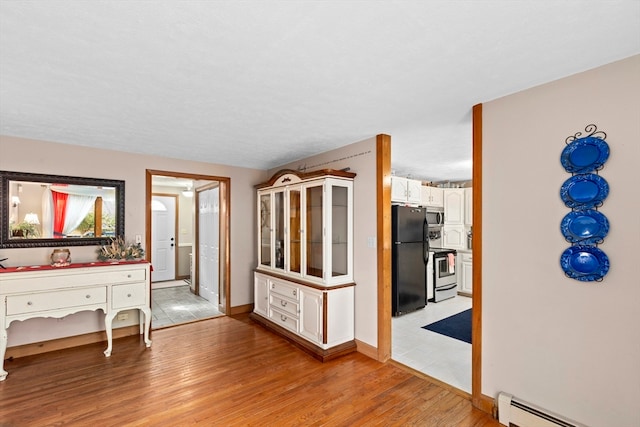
[0, 170, 125, 248]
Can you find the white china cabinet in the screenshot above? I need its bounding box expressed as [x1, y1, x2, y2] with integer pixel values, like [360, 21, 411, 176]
[251, 169, 356, 361]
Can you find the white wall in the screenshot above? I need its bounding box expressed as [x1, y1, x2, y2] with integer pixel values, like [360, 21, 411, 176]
[0, 135, 266, 346]
[270, 136, 379, 347]
[482, 55, 640, 426]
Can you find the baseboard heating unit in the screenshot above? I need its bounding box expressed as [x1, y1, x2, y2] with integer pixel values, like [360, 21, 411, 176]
[497, 392, 587, 427]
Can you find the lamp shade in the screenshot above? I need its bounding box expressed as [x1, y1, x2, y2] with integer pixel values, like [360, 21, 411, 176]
[24, 213, 40, 225]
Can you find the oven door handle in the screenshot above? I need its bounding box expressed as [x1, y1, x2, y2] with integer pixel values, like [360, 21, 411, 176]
[436, 284, 457, 292]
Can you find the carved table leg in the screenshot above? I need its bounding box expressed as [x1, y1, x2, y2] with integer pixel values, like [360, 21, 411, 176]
[103, 312, 117, 357]
[140, 307, 152, 348]
[0, 327, 8, 381]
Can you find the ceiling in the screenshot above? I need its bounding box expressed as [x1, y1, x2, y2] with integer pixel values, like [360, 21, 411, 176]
[1, 1, 638, 182]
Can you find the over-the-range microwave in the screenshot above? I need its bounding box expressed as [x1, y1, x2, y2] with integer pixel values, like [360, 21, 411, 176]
[426, 207, 444, 227]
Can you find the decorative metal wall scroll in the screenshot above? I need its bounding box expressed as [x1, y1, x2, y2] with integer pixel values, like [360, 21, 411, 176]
[559, 124, 610, 281]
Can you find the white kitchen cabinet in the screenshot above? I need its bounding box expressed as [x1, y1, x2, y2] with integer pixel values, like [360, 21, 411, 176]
[391, 176, 421, 206]
[252, 169, 356, 361]
[458, 251, 473, 295]
[443, 225, 465, 249]
[420, 186, 444, 208]
[464, 188, 473, 226]
[444, 189, 464, 224]
[0, 261, 152, 381]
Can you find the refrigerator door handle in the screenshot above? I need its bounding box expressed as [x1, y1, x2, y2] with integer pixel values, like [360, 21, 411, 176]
[423, 219, 430, 263]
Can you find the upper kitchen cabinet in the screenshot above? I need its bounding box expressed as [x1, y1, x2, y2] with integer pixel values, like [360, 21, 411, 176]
[420, 185, 444, 208]
[443, 189, 464, 224]
[391, 176, 421, 206]
[464, 188, 473, 226]
[256, 169, 355, 286]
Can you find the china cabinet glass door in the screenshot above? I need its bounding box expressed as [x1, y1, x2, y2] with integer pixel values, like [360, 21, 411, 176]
[305, 184, 323, 279]
[288, 187, 301, 274]
[331, 184, 349, 277]
[274, 190, 285, 270]
[259, 193, 271, 267]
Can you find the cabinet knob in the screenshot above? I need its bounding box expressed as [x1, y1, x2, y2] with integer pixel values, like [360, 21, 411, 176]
[127, 274, 132, 278]
[127, 294, 132, 298]
[27, 301, 33, 306]
[292, 290, 297, 297]
[280, 300, 287, 307]
[280, 315, 287, 322]
[86, 295, 91, 299]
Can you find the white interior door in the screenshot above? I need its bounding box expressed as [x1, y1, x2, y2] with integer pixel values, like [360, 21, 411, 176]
[198, 187, 219, 303]
[152, 195, 176, 282]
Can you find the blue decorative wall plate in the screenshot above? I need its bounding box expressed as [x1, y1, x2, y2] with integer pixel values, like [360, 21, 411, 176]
[560, 246, 609, 281]
[561, 136, 610, 174]
[560, 210, 609, 244]
[560, 174, 609, 209]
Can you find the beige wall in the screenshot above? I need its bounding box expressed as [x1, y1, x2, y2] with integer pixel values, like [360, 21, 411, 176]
[270, 136, 379, 347]
[482, 55, 639, 426]
[0, 135, 267, 346]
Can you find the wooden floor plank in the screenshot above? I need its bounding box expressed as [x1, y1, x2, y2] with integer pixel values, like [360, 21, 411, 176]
[0, 314, 498, 426]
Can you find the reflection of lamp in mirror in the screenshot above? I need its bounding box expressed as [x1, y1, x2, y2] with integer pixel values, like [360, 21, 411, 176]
[11, 196, 21, 207]
[24, 213, 40, 225]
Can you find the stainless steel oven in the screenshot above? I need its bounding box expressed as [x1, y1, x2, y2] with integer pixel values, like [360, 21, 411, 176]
[432, 249, 457, 302]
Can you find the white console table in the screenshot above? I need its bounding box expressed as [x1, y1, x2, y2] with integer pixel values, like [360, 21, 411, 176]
[0, 261, 152, 381]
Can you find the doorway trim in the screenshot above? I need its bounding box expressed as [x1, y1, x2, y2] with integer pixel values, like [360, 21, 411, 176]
[146, 169, 232, 315]
[377, 105, 491, 414]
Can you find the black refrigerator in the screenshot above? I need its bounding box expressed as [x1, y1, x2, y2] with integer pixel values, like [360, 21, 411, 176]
[392, 205, 429, 316]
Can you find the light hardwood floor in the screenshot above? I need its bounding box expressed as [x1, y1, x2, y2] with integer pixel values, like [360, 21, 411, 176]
[0, 314, 498, 426]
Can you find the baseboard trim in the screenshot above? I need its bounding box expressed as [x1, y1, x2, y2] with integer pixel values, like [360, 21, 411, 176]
[229, 303, 253, 315]
[355, 339, 379, 360]
[5, 325, 141, 360]
[474, 393, 497, 417]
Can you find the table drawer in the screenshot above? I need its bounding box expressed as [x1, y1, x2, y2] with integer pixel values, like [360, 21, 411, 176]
[269, 293, 299, 317]
[269, 280, 299, 301]
[112, 283, 147, 309]
[6, 287, 107, 316]
[0, 267, 147, 293]
[268, 307, 299, 333]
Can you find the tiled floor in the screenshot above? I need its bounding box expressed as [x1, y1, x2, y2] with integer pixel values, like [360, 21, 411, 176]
[392, 295, 472, 393]
[151, 283, 223, 329]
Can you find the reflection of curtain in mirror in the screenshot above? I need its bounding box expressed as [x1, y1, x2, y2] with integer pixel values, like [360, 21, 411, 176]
[63, 195, 97, 236]
[52, 191, 68, 238]
[41, 187, 54, 238]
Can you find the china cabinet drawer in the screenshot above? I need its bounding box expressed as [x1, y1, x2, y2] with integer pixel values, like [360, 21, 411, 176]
[6, 287, 107, 316]
[112, 283, 147, 309]
[270, 281, 299, 301]
[270, 293, 299, 317]
[268, 307, 299, 333]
